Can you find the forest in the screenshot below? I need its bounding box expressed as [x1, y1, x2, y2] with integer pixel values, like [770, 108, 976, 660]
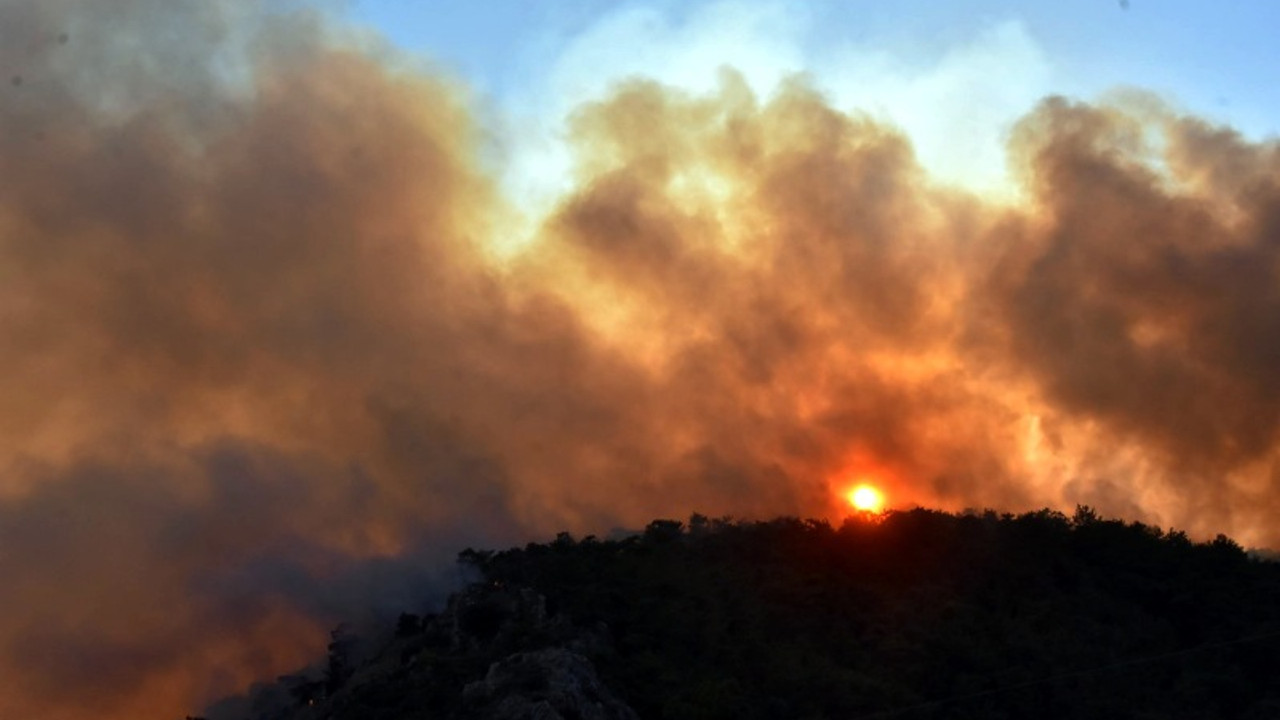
[205, 507, 1280, 720]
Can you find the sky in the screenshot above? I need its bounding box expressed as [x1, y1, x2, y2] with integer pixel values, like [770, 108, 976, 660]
[1, 2, 1279, 719]
[348, 0, 1280, 195]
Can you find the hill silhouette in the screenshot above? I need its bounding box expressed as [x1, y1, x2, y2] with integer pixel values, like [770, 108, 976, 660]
[200, 508, 1280, 720]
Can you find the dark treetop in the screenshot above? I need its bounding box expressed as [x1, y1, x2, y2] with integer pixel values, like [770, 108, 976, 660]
[204, 507, 1280, 720]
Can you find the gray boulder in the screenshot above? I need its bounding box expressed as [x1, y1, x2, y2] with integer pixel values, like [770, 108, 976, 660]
[462, 648, 639, 720]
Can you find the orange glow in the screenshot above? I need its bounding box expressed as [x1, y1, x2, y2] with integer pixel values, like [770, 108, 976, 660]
[847, 484, 886, 513]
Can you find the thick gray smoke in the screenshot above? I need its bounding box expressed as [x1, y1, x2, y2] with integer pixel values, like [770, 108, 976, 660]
[2, 2, 1278, 718]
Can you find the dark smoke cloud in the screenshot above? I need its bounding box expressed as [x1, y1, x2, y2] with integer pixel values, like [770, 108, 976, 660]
[2, 2, 1279, 718]
[987, 96, 1280, 530]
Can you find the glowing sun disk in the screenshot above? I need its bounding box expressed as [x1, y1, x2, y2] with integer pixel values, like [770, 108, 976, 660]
[848, 484, 885, 513]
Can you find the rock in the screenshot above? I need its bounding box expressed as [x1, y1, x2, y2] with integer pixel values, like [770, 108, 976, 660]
[462, 648, 639, 720]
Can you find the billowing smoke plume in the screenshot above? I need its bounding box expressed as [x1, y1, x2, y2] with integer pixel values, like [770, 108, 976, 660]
[2, 2, 1278, 718]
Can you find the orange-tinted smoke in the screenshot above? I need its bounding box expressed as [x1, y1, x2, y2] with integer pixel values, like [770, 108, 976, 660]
[2, 2, 1280, 719]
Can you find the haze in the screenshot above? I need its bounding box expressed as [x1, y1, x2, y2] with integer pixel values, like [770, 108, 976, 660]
[1, 2, 1278, 718]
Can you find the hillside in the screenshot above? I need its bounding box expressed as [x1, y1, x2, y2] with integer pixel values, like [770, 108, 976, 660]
[201, 508, 1280, 720]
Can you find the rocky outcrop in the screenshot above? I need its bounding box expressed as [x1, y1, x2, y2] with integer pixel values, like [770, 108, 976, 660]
[462, 648, 639, 720]
[213, 582, 638, 720]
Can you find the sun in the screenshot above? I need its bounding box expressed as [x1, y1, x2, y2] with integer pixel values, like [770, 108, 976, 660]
[847, 484, 885, 513]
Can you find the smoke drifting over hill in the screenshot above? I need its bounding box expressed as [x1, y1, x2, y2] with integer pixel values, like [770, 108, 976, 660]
[1, 2, 1279, 718]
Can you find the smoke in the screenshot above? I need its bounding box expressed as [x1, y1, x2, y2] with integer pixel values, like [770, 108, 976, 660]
[2, 1, 1279, 718]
